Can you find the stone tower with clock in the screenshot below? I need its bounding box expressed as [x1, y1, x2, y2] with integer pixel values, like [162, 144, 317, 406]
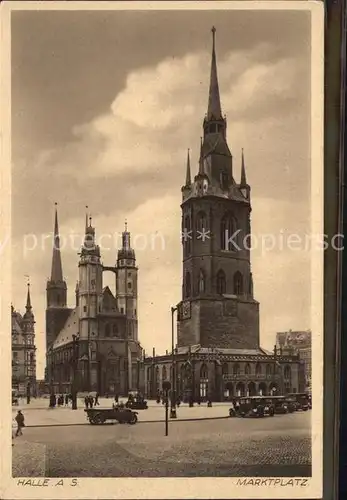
[177, 27, 260, 350]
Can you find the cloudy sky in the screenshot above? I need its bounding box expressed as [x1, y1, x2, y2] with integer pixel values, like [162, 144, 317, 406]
[11, 8, 312, 379]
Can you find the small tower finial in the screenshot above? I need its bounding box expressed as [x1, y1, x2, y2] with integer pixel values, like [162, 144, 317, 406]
[89, 216, 92, 227]
[125, 219, 128, 232]
[212, 26, 216, 50]
[85, 205, 89, 230]
[185, 149, 191, 186]
[240, 148, 247, 187]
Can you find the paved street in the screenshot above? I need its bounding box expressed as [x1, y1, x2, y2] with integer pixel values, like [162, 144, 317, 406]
[12, 409, 311, 478]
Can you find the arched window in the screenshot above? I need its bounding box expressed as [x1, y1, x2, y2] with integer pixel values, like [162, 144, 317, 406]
[255, 363, 262, 375]
[233, 363, 240, 375]
[266, 364, 272, 376]
[185, 272, 191, 298]
[245, 363, 251, 375]
[105, 324, 110, 337]
[198, 269, 206, 293]
[222, 363, 229, 376]
[200, 364, 208, 379]
[284, 365, 291, 380]
[233, 272, 243, 295]
[196, 211, 207, 233]
[220, 213, 238, 251]
[112, 324, 118, 336]
[216, 270, 226, 295]
[183, 215, 192, 255]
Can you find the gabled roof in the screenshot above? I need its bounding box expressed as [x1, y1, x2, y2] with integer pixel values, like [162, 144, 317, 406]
[52, 308, 79, 349]
[175, 345, 272, 357]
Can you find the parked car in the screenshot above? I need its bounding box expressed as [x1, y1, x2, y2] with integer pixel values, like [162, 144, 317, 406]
[229, 396, 274, 418]
[286, 393, 310, 411]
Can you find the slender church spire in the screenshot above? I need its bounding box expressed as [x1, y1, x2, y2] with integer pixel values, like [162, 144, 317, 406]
[240, 148, 247, 186]
[26, 281, 32, 311]
[51, 203, 64, 282]
[207, 26, 222, 121]
[185, 149, 191, 185]
[199, 137, 204, 174]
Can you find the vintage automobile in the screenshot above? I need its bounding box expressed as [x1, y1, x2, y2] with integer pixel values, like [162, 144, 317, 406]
[286, 393, 310, 411]
[125, 393, 148, 410]
[229, 396, 275, 418]
[264, 396, 290, 414]
[85, 406, 138, 425]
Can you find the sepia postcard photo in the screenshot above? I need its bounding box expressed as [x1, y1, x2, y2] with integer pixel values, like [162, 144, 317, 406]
[0, 1, 325, 499]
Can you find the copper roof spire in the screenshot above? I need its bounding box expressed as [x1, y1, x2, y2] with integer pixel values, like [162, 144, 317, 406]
[25, 279, 32, 310]
[207, 26, 222, 121]
[50, 203, 64, 282]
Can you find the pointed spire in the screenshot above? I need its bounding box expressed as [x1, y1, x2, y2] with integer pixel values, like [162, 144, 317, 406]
[199, 137, 204, 174]
[122, 220, 130, 250]
[240, 148, 247, 186]
[26, 281, 32, 311]
[85, 205, 89, 231]
[50, 203, 64, 282]
[207, 26, 222, 121]
[185, 149, 191, 186]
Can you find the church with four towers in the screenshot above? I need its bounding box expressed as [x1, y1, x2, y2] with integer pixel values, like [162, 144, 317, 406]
[45, 208, 144, 396]
[143, 28, 304, 402]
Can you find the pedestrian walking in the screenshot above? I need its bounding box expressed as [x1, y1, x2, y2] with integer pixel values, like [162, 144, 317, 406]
[15, 410, 25, 437]
[94, 393, 100, 406]
[65, 394, 69, 406]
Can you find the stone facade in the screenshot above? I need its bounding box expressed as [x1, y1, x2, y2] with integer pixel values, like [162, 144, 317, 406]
[144, 346, 302, 402]
[12, 285, 37, 396]
[276, 330, 312, 393]
[45, 208, 145, 396]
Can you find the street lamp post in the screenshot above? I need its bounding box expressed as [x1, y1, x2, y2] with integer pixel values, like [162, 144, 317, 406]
[72, 334, 80, 410]
[170, 306, 177, 419]
[162, 380, 171, 436]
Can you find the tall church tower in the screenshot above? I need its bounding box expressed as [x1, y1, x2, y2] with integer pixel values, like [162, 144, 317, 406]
[46, 204, 70, 351]
[177, 27, 259, 349]
[116, 223, 138, 341]
[78, 215, 103, 343]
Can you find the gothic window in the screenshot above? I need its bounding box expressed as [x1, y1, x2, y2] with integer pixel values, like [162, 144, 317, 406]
[200, 364, 208, 379]
[233, 272, 243, 295]
[216, 270, 226, 295]
[255, 363, 262, 375]
[128, 282, 132, 290]
[83, 306, 87, 312]
[284, 365, 291, 380]
[233, 363, 240, 375]
[105, 324, 111, 337]
[220, 213, 238, 251]
[183, 215, 192, 255]
[198, 269, 206, 293]
[184, 272, 192, 298]
[222, 363, 229, 376]
[121, 307, 124, 314]
[112, 324, 118, 336]
[245, 363, 251, 375]
[196, 211, 207, 233]
[266, 364, 272, 376]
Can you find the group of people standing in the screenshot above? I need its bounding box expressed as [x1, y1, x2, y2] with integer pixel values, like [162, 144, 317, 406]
[49, 393, 73, 408]
[84, 393, 99, 409]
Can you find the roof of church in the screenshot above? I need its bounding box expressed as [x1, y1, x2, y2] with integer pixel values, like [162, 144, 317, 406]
[175, 345, 272, 356]
[52, 308, 79, 349]
[12, 313, 23, 334]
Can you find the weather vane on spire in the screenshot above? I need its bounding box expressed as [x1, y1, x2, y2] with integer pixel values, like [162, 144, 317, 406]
[24, 275, 30, 286]
[125, 219, 128, 232]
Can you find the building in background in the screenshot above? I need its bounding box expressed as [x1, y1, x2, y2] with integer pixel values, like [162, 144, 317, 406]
[11, 283, 37, 396]
[143, 28, 303, 402]
[45, 207, 144, 396]
[276, 330, 312, 393]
